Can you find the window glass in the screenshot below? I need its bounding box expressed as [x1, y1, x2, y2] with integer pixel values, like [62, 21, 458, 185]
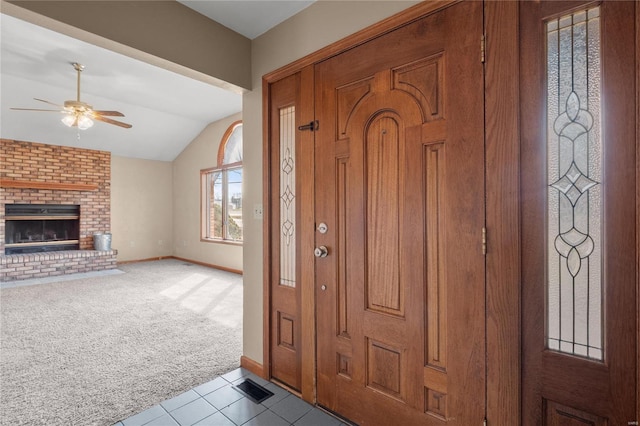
[201, 122, 243, 243]
[226, 167, 243, 241]
[211, 172, 223, 239]
[223, 126, 243, 165]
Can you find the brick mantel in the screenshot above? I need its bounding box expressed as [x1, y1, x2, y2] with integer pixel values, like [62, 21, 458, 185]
[0, 179, 99, 192]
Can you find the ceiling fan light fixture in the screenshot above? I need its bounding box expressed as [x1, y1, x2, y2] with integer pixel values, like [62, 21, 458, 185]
[61, 112, 94, 130]
[61, 114, 77, 127]
[13, 62, 131, 129]
[77, 114, 94, 130]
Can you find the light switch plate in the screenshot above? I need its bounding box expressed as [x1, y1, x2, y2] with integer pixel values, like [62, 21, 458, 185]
[253, 204, 263, 219]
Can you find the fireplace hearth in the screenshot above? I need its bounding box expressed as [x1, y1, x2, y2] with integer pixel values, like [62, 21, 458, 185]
[4, 204, 80, 255]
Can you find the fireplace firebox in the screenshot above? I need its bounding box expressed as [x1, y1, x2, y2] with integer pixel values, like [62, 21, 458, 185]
[4, 204, 80, 255]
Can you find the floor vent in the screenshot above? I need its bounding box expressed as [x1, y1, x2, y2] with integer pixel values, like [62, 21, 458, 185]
[233, 379, 274, 404]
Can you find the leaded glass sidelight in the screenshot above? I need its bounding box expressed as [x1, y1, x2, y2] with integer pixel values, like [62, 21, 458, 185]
[546, 7, 602, 360]
[280, 106, 296, 287]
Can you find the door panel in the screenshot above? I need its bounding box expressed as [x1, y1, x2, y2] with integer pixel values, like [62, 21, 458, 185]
[314, 2, 485, 424]
[268, 74, 302, 390]
[521, 1, 638, 424]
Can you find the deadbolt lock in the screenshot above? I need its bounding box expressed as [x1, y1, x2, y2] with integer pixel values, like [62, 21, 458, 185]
[317, 222, 328, 234]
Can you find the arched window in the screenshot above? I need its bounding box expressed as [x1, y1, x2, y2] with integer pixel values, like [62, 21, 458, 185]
[201, 121, 243, 242]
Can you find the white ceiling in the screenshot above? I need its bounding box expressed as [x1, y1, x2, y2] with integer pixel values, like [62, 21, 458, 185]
[179, 0, 315, 40]
[0, 1, 315, 161]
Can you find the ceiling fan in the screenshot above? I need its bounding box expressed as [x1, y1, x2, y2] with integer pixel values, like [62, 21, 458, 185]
[10, 62, 132, 129]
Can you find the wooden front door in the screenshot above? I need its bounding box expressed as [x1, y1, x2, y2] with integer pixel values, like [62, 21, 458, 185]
[314, 2, 485, 424]
[521, 1, 638, 425]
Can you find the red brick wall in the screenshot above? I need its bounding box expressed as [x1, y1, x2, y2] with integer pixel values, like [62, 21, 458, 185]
[1, 250, 118, 281]
[0, 139, 111, 251]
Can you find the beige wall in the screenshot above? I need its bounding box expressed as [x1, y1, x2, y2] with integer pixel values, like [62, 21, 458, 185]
[111, 113, 244, 270]
[111, 156, 173, 262]
[172, 113, 243, 272]
[242, 1, 420, 364]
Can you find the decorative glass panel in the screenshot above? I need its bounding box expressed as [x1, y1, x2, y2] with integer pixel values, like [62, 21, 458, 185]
[280, 106, 296, 287]
[546, 7, 602, 360]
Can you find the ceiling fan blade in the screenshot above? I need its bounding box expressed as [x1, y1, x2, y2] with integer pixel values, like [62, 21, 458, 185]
[93, 115, 132, 129]
[11, 107, 64, 112]
[34, 98, 65, 108]
[92, 110, 125, 117]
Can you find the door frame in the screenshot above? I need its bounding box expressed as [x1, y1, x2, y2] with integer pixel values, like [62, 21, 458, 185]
[262, 1, 638, 424]
[637, 2, 640, 419]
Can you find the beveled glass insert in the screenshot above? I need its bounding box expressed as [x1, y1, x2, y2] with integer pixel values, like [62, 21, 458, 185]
[279, 106, 296, 288]
[546, 7, 602, 360]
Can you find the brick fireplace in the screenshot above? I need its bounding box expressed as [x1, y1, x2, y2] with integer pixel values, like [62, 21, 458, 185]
[1, 139, 117, 281]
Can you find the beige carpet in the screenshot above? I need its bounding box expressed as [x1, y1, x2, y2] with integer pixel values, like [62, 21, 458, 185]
[0, 259, 243, 425]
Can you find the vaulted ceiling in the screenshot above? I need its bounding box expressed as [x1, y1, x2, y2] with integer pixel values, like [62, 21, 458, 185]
[0, 1, 315, 161]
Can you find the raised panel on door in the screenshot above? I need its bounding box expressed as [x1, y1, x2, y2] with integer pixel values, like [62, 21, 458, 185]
[314, 2, 485, 424]
[521, 1, 638, 424]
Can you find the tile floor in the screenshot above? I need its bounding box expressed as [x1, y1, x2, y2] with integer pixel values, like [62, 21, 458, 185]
[114, 368, 350, 426]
